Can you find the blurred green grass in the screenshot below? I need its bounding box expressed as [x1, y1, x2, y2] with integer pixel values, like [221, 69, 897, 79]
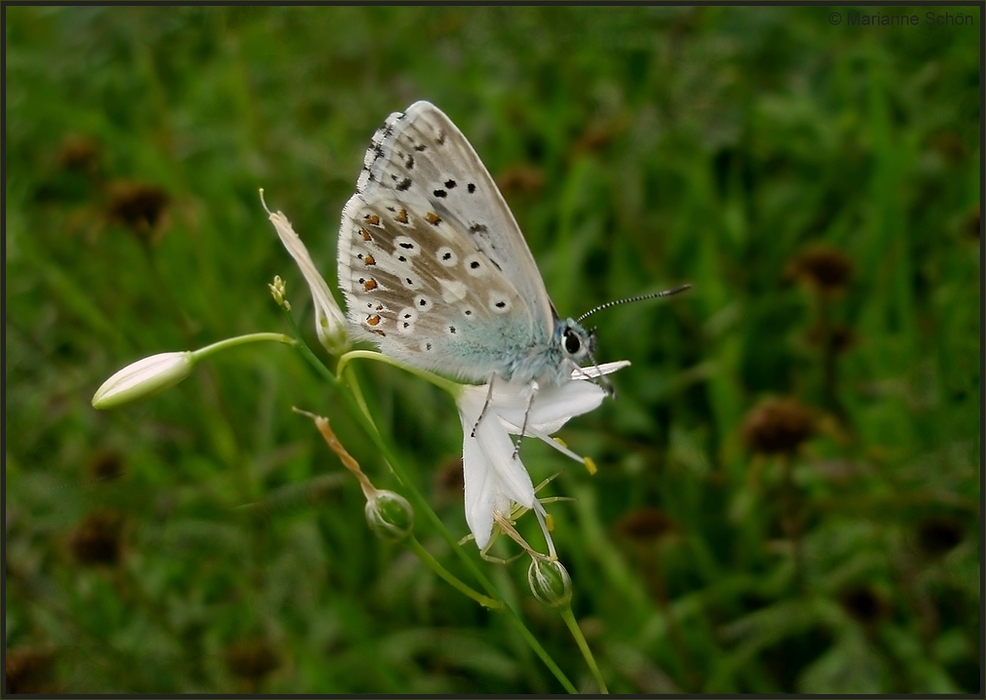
[5, 5, 980, 693]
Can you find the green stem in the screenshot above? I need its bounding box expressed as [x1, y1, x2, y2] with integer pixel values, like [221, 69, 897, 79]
[192, 332, 295, 360]
[560, 606, 608, 693]
[406, 536, 502, 609]
[337, 349, 463, 395]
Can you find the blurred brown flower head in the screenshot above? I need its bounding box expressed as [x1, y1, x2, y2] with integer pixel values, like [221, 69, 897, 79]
[432, 455, 465, 508]
[68, 509, 124, 566]
[838, 583, 890, 626]
[571, 117, 628, 157]
[806, 322, 855, 354]
[106, 181, 170, 241]
[742, 397, 815, 455]
[6, 647, 57, 694]
[88, 450, 125, 482]
[495, 165, 545, 197]
[57, 135, 102, 176]
[615, 507, 677, 545]
[224, 638, 279, 683]
[787, 246, 854, 296]
[916, 515, 964, 559]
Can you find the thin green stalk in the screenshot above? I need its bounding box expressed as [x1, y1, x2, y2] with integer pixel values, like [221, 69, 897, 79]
[560, 606, 608, 693]
[193, 332, 296, 359]
[337, 349, 461, 395]
[406, 536, 502, 609]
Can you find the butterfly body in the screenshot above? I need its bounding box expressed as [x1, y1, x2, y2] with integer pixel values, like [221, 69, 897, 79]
[338, 101, 592, 388]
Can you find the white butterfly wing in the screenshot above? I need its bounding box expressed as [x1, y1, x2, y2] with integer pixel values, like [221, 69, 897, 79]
[338, 194, 537, 383]
[337, 102, 557, 383]
[354, 101, 555, 331]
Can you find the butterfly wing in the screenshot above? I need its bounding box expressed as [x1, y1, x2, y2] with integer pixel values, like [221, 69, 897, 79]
[339, 194, 538, 383]
[337, 101, 557, 383]
[353, 101, 554, 330]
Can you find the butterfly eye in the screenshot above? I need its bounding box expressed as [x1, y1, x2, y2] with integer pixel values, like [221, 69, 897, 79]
[564, 329, 581, 355]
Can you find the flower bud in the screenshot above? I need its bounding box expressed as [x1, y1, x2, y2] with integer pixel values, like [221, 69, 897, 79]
[268, 275, 291, 310]
[528, 558, 573, 608]
[365, 490, 414, 542]
[92, 352, 195, 409]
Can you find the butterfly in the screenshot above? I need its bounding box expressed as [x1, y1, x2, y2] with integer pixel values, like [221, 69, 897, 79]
[337, 101, 687, 395]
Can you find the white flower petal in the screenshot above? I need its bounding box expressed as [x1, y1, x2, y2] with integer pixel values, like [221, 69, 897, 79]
[526, 381, 608, 430]
[454, 360, 629, 549]
[267, 208, 349, 355]
[462, 433, 498, 549]
[570, 360, 630, 380]
[476, 417, 536, 511]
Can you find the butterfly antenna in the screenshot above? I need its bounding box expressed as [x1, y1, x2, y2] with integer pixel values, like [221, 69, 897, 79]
[575, 284, 692, 323]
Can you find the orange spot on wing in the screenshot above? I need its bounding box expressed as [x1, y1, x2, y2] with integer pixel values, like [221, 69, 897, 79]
[366, 314, 381, 326]
[364, 278, 378, 291]
[360, 228, 372, 241]
[396, 208, 409, 224]
[365, 214, 380, 226]
[364, 254, 376, 265]
[425, 212, 441, 225]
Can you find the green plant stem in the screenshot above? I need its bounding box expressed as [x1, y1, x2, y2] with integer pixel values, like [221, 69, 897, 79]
[192, 332, 296, 360]
[560, 606, 608, 693]
[282, 313, 577, 694]
[405, 536, 502, 609]
[779, 454, 805, 593]
[337, 349, 462, 395]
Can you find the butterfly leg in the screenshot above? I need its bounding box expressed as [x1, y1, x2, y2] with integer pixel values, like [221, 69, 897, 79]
[512, 379, 540, 460]
[470, 375, 497, 438]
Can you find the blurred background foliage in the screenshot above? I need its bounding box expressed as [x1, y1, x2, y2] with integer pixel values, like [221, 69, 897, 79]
[5, 5, 980, 693]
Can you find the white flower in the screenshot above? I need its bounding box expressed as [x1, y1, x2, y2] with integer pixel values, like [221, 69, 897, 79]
[263, 192, 349, 355]
[455, 361, 630, 549]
